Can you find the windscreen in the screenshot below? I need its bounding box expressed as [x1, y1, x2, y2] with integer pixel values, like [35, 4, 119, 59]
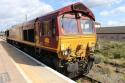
[61, 18, 78, 35]
[80, 19, 94, 34]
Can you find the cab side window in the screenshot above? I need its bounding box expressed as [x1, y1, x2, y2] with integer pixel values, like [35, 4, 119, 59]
[42, 21, 51, 36]
[6, 30, 9, 37]
[52, 18, 56, 36]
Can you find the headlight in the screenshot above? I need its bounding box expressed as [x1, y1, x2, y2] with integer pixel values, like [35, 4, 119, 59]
[63, 50, 68, 56]
[62, 48, 71, 56]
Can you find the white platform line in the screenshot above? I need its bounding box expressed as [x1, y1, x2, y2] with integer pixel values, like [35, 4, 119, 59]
[1, 39, 32, 83]
[9, 57, 33, 83]
[5, 41, 76, 83]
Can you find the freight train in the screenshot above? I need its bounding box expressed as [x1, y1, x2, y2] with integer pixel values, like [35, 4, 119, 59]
[5, 2, 96, 78]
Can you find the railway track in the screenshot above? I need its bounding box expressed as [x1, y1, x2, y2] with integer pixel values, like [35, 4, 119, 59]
[73, 75, 101, 83]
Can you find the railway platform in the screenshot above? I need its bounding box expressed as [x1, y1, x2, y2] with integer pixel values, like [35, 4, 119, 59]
[0, 38, 76, 83]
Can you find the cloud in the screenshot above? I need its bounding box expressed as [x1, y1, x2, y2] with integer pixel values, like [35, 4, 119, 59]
[107, 20, 125, 26]
[85, 0, 122, 8]
[0, 0, 53, 31]
[100, 11, 109, 16]
[100, 6, 125, 16]
[58, 0, 122, 8]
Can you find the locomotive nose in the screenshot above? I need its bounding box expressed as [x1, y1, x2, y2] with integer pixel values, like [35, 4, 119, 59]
[59, 35, 96, 60]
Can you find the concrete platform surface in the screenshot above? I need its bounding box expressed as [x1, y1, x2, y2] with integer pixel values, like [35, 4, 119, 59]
[0, 39, 27, 83]
[0, 39, 75, 83]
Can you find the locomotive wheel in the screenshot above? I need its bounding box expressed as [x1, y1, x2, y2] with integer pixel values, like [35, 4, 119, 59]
[83, 61, 93, 75]
[51, 57, 61, 71]
[83, 55, 94, 75]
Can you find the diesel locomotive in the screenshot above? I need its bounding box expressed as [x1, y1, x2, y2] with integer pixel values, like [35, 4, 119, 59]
[5, 2, 96, 78]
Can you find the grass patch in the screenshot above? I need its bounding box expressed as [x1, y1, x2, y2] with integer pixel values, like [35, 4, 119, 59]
[95, 40, 125, 66]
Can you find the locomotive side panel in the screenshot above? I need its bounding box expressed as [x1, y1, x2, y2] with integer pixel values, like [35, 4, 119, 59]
[8, 25, 23, 41]
[22, 22, 35, 43]
[36, 14, 59, 52]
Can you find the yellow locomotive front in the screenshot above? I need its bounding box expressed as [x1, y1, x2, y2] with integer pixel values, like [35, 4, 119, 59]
[57, 12, 96, 77]
[58, 15, 96, 60]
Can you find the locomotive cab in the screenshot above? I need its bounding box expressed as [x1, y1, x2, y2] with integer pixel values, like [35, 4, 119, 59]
[56, 3, 96, 77]
[58, 13, 96, 60]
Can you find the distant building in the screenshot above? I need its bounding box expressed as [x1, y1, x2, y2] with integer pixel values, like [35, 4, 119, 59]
[95, 22, 101, 28]
[96, 26, 125, 41]
[0, 31, 5, 36]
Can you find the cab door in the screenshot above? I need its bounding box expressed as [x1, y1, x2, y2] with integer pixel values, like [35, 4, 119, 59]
[35, 20, 40, 46]
[40, 17, 57, 52]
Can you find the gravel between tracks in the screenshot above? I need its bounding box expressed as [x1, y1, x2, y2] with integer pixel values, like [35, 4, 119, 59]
[86, 63, 125, 83]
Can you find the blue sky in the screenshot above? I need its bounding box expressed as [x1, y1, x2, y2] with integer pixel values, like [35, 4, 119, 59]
[0, 0, 125, 31]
